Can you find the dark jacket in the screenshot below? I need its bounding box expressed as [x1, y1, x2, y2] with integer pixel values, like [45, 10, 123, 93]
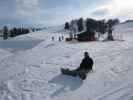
[77, 56, 94, 71]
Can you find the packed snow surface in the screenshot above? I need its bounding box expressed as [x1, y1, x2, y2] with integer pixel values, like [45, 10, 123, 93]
[0, 23, 133, 100]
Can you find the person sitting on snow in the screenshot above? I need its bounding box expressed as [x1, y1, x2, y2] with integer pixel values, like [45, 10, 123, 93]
[64, 52, 94, 73]
[75, 52, 94, 73]
[61, 52, 94, 80]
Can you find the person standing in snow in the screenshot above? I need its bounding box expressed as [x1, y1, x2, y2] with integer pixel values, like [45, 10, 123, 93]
[52, 36, 54, 41]
[61, 36, 64, 40]
[59, 37, 61, 42]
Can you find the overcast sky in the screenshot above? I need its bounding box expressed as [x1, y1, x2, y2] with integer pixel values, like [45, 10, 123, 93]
[0, 0, 133, 27]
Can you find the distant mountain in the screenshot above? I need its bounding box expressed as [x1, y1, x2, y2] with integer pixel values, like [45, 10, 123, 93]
[115, 20, 133, 29]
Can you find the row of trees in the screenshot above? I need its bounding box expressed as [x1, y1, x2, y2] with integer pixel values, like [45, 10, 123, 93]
[2, 26, 30, 40]
[64, 18, 120, 41]
[65, 18, 84, 32]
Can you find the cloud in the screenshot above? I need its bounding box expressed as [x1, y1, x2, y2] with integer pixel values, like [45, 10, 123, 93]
[92, 7, 109, 16]
[16, 0, 40, 17]
[92, 0, 133, 20]
[1, 0, 133, 26]
[7, 0, 106, 26]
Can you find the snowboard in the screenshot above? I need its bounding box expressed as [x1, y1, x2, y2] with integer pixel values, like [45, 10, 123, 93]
[61, 68, 87, 80]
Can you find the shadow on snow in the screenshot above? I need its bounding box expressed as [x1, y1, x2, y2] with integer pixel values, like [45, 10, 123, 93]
[48, 74, 83, 98]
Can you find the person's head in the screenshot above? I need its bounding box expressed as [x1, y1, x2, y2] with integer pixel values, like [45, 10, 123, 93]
[84, 52, 89, 58]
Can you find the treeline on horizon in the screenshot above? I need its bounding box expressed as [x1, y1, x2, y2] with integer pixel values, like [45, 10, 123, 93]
[1, 26, 43, 40]
[64, 17, 120, 41]
[65, 17, 120, 33]
[1, 26, 30, 40]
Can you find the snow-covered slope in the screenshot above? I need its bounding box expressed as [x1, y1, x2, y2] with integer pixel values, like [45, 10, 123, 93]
[0, 22, 133, 100]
